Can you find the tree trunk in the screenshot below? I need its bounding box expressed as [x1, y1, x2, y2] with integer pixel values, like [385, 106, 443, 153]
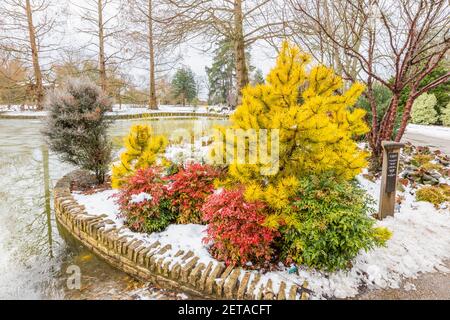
[369, 93, 401, 170]
[98, 0, 107, 93]
[233, 0, 248, 107]
[395, 90, 417, 142]
[25, 0, 44, 110]
[148, 0, 157, 109]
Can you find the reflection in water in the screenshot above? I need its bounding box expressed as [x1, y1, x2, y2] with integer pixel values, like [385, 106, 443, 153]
[0, 117, 228, 299]
[42, 145, 53, 259]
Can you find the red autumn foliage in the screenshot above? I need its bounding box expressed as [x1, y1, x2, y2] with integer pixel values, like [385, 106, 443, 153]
[113, 167, 174, 233]
[202, 188, 279, 266]
[167, 163, 221, 224]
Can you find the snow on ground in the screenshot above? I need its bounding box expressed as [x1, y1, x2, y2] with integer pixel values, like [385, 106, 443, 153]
[406, 124, 450, 140]
[72, 173, 450, 299]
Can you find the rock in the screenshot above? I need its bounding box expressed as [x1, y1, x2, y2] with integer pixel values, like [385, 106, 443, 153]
[188, 263, 206, 287]
[237, 272, 251, 299]
[287, 285, 298, 300]
[205, 264, 225, 295]
[277, 281, 287, 300]
[245, 274, 261, 300]
[214, 265, 234, 297]
[223, 268, 241, 299]
[180, 257, 199, 283]
[263, 279, 274, 300]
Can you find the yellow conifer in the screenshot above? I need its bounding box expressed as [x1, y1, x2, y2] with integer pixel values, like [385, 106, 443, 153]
[111, 124, 168, 188]
[212, 41, 369, 207]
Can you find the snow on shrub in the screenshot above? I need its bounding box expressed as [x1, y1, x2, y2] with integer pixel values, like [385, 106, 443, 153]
[202, 188, 279, 266]
[43, 77, 112, 183]
[167, 163, 221, 224]
[114, 167, 175, 233]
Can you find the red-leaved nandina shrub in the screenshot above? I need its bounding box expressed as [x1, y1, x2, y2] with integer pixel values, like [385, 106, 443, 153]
[167, 163, 221, 224]
[202, 188, 279, 266]
[114, 167, 175, 233]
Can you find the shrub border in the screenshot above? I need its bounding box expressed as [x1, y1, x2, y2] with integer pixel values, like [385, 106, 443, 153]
[54, 170, 309, 300]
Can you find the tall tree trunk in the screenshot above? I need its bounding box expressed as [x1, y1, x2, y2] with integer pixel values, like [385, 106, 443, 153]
[25, 0, 44, 110]
[395, 89, 417, 142]
[233, 0, 248, 107]
[148, 0, 157, 109]
[369, 93, 400, 168]
[383, 94, 400, 141]
[98, 0, 107, 93]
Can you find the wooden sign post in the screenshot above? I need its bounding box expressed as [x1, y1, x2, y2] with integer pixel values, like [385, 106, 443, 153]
[378, 141, 404, 219]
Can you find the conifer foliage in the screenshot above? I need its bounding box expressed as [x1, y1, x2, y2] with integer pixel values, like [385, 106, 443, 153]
[111, 124, 168, 188]
[43, 78, 112, 183]
[216, 41, 369, 209]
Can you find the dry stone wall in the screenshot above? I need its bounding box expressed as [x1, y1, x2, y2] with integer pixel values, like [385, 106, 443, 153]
[54, 171, 309, 300]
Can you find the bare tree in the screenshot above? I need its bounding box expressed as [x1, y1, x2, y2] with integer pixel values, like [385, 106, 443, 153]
[123, 0, 180, 109]
[287, 0, 364, 82]
[70, 0, 126, 93]
[160, 0, 292, 106]
[290, 0, 450, 162]
[0, 53, 28, 104]
[0, 0, 60, 109]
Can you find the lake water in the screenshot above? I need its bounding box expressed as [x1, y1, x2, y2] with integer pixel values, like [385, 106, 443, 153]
[0, 117, 228, 299]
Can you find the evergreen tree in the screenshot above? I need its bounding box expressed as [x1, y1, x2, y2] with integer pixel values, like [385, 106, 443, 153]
[171, 67, 197, 106]
[205, 39, 254, 107]
[205, 40, 235, 106]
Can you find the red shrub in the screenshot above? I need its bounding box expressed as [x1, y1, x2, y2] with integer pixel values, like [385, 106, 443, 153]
[167, 163, 221, 224]
[202, 188, 279, 266]
[114, 167, 175, 233]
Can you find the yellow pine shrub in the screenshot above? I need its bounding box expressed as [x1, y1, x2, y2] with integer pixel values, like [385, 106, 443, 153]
[213, 41, 369, 207]
[111, 124, 168, 188]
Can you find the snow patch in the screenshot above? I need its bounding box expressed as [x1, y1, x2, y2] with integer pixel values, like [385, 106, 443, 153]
[130, 192, 152, 204]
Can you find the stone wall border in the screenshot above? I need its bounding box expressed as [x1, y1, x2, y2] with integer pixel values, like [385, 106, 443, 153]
[54, 170, 308, 300]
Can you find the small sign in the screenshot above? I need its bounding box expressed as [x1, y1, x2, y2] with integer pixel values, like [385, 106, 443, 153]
[385, 152, 399, 192]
